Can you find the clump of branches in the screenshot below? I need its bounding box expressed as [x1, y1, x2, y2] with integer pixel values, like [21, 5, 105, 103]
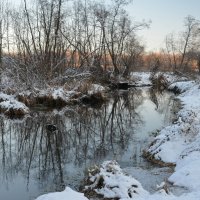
[149, 59, 169, 90]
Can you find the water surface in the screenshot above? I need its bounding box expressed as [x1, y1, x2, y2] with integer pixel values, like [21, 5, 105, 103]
[0, 88, 177, 199]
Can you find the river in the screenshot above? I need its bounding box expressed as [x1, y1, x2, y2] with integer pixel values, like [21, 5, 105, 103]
[0, 88, 178, 200]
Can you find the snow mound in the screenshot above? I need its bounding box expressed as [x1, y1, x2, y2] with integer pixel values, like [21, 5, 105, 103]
[0, 92, 29, 116]
[35, 187, 88, 200]
[0, 99, 29, 116]
[0, 92, 14, 102]
[18, 87, 81, 108]
[84, 160, 148, 199]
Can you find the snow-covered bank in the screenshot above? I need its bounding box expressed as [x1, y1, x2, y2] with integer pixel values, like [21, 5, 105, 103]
[0, 83, 108, 118]
[18, 87, 80, 107]
[144, 75, 200, 197]
[18, 84, 107, 107]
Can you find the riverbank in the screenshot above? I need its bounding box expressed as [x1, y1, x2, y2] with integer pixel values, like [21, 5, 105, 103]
[34, 72, 200, 200]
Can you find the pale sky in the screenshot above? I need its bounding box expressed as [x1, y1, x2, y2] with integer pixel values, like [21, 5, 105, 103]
[126, 0, 200, 51]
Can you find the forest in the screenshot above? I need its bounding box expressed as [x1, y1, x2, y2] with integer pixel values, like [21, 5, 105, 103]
[0, 0, 200, 91]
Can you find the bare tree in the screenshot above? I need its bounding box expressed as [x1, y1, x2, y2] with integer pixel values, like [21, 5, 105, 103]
[121, 34, 144, 77]
[164, 16, 200, 74]
[165, 33, 179, 71]
[0, 0, 10, 65]
[179, 16, 199, 71]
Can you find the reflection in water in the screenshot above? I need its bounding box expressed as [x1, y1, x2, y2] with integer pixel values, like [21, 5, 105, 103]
[0, 88, 176, 200]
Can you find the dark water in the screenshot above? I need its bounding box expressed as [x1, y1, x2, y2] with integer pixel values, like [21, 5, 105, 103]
[0, 88, 177, 200]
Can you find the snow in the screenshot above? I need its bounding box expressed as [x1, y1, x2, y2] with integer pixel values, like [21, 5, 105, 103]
[147, 123, 188, 163]
[34, 185, 200, 200]
[169, 152, 200, 191]
[35, 187, 88, 200]
[0, 92, 29, 115]
[130, 72, 190, 88]
[87, 84, 106, 95]
[145, 75, 200, 198]
[168, 80, 195, 93]
[131, 72, 152, 86]
[0, 99, 29, 113]
[83, 160, 200, 200]
[0, 92, 14, 101]
[52, 88, 65, 99]
[134, 191, 200, 200]
[84, 160, 149, 199]
[0, 83, 105, 117]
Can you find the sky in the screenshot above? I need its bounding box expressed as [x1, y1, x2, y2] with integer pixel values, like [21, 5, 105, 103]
[126, 0, 200, 51]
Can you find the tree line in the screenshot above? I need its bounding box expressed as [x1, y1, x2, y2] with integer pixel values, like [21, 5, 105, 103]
[0, 0, 149, 88]
[0, 0, 200, 90]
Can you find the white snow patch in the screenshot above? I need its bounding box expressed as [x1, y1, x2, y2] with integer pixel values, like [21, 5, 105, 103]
[131, 72, 152, 86]
[0, 92, 29, 115]
[83, 161, 200, 200]
[168, 81, 195, 93]
[35, 187, 88, 200]
[52, 88, 66, 99]
[0, 92, 14, 101]
[88, 84, 106, 95]
[0, 100, 29, 113]
[148, 124, 188, 163]
[38, 87, 78, 102]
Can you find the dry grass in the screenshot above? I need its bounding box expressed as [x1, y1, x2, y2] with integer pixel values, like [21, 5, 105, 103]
[18, 93, 68, 108]
[76, 80, 93, 94]
[35, 96, 67, 108]
[18, 94, 36, 107]
[0, 107, 28, 118]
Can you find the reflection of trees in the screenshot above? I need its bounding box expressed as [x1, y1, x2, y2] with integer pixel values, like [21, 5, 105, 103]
[0, 88, 160, 195]
[148, 88, 176, 124]
[149, 88, 159, 109]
